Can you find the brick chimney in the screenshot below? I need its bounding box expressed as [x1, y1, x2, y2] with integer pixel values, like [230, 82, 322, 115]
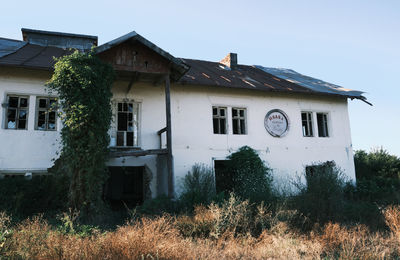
[220, 53, 237, 69]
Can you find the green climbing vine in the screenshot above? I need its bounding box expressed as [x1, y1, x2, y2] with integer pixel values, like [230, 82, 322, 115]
[47, 50, 114, 215]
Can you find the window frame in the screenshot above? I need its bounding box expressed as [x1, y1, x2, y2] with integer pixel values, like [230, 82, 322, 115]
[301, 111, 314, 137]
[232, 107, 247, 135]
[316, 112, 329, 137]
[212, 106, 228, 135]
[4, 95, 29, 130]
[115, 100, 141, 147]
[35, 97, 58, 131]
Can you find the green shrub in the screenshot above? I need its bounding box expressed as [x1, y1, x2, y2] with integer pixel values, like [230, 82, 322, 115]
[292, 161, 347, 225]
[47, 50, 114, 215]
[225, 146, 273, 203]
[179, 164, 216, 210]
[0, 175, 68, 219]
[354, 148, 400, 180]
[136, 195, 180, 216]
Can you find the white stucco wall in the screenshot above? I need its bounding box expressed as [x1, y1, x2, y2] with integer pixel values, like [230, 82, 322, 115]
[170, 84, 356, 193]
[0, 68, 61, 173]
[0, 68, 356, 196]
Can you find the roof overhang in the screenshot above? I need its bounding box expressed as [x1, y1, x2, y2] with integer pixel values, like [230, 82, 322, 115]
[95, 31, 189, 81]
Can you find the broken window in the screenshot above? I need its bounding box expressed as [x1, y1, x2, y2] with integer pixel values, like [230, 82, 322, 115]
[116, 102, 139, 147]
[5, 95, 29, 130]
[36, 97, 57, 131]
[317, 113, 329, 137]
[232, 108, 246, 135]
[212, 106, 227, 134]
[301, 112, 313, 137]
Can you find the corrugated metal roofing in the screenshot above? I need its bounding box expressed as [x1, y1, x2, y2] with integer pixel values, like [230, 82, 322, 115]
[256, 66, 365, 100]
[178, 59, 314, 94]
[0, 30, 368, 103]
[0, 42, 72, 70]
[0, 38, 26, 58]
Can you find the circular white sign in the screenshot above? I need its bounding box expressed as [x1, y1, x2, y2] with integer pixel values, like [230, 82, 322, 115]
[264, 109, 289, 137]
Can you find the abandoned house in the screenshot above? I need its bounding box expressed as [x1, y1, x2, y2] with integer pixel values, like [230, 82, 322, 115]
[0, 28, 369, 203]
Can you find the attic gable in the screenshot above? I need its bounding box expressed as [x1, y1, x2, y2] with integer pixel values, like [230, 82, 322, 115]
[95, 31, 189, 81]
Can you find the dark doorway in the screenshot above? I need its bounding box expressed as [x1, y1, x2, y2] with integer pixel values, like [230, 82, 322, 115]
[214, 160, 234, 194]
[105, 166, 144, 209]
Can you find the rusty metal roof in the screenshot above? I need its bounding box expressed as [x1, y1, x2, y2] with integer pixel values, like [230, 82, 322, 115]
[0, 31, 368, 103]
[178, 59, 368, 103]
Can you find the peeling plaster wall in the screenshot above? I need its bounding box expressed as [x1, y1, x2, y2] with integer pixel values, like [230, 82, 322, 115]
[170, 84, 356, 193]
[0, 68, 356, 196]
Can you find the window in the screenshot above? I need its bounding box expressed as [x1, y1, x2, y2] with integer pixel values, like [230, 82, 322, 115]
[212, 106, 227, 134]
[232, 108, 246, 135]
[301, 112, 313, 137]
[5, 95, 29, 129]
[116, 101, 139, 147]
[317, 113, 329, 137]
[36, 97, 57, 131]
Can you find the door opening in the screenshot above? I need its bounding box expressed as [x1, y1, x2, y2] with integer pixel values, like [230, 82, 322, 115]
[214, 160, 234, 194]
[105, 166, 144, 209]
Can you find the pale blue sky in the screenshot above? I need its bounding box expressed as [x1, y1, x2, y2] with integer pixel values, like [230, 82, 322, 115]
[2, 0, 399, 155]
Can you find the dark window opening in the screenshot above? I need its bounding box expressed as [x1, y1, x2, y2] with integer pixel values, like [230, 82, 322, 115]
[36, 97, 57, 131]
[212, 106, 227, 134]
[301, 112, 313, 137]
[214, 160, 234, 194]
[105, 166, 145, 210]
[116, 102, 139, 146]
[317, 113, 329, 137]
[232, 108, 246, 135]
[305, 161, 335, 180]
[6, 95, 29, 130]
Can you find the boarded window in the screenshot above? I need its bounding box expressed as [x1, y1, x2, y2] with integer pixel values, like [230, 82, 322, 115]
[301, 112, 313, 137]
[36, 97, 57, 131]
[116, 102, 139, 146]
[212, 106, 227, 134]
[5, 95, 29, 130]
[232, 108, 246, 135]
[317, 113, 329, 137]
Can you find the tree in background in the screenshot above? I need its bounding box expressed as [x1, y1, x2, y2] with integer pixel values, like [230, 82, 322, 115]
[47, 50, 114, 216]
[354, 148, 400, 180]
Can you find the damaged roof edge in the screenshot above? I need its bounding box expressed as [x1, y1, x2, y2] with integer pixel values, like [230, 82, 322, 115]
[255, 65, 371, 105]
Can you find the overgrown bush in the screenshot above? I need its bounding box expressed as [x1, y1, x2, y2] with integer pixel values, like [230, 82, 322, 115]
[0, 175, 68, 219]
[355, 148, 400, 180]
[179, 164, 216, 210]
[136, 195, 181, 216]
[224, 146, 273, 203]
[47, 50, 114, 215]
[292, 161, 348, 226]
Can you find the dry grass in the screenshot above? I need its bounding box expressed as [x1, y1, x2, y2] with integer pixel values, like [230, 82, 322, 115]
[2, 205, 400, 259]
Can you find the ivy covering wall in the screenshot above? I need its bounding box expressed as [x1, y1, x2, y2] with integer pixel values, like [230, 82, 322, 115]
[47, 50, 114, 215]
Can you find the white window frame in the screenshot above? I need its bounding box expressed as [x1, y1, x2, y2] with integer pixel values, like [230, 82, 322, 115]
[212, 106, 228, 134]
[301, 111, 314, 137]
[115, 100, 141, 147]
[4, 95, 29, 130]
[232, 107, 247, 135]
[35, 97, 58, 131]
[316, 112, 329, 137]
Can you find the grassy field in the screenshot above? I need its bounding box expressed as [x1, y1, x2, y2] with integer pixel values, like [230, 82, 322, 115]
[1, 201, 400, 259]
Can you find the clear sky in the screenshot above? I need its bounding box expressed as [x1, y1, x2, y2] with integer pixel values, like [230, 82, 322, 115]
[2, 0, 399, 156]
